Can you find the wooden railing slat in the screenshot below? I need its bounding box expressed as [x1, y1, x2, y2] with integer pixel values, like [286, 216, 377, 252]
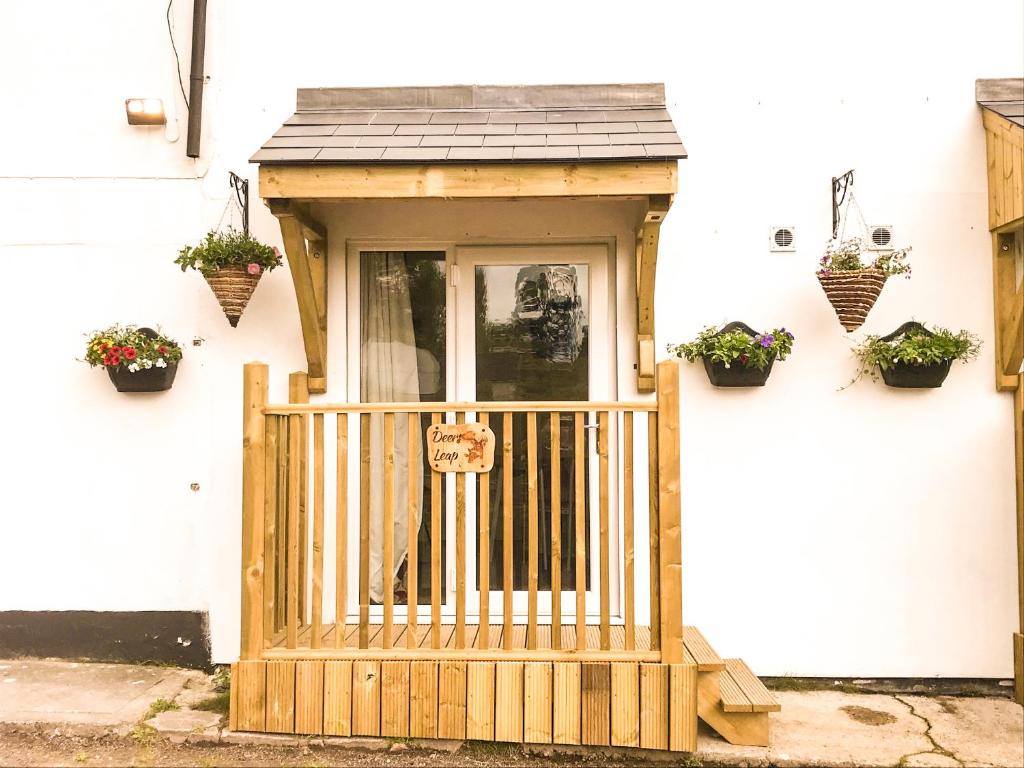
[335, 414, 348, 648]
[623, 412, 635, 652]
[478, 413, 491, 650]
[359, 413, 371, 649]
[647, 412, 661, 652]
[286, 414, 301, 649]
[430, 413, 442, 650]
[276, 417, 289, 634]
[574, 413, 586, 651]
[383, 412, 395, 650]
[263, 415, 278, 649]
[241, 364, 267, 660]
[503, 412, 514, 651]
[598, 411, 610, 651]
[407, 412, 419, 649]
[527, 411, 539, 650]
[549, 412, 561, 650]
[455, 412, 467, 649]
[311, 413, 325, 649]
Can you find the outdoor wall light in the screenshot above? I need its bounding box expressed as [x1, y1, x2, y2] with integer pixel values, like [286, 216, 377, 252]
[125, 98, 166, 125]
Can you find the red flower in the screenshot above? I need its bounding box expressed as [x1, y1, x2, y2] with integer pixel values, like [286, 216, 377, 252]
[158, 345, 168, 354]
[739, 353, 749, 365]
[111, 346, 121, 354]
[109, 354, 121, 366]
[103, 353, 112, 365]
[124, 347, 137, 360]
[99, 343, 109, 352]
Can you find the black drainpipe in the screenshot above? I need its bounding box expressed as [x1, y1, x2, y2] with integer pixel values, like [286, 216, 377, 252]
[186, 0, 207, 158]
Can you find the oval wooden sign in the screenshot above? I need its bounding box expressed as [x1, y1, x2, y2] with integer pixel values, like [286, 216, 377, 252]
[426, 422, 495, 473]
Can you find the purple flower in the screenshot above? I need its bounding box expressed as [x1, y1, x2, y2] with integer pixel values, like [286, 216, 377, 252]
[760, 335, 774, 348]
[786, 331, 794, 339]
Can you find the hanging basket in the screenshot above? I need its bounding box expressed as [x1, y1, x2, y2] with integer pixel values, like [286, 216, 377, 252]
[204, 265, 262, 327]
[817, 267, 887, 332]
[700, 322, 777, 388]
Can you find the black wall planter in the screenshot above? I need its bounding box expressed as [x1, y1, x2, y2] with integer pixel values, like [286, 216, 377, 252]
[876, 322, 954, 389]
[701, 321, 776, 388]
[107, 362, 178, 392]
[879, 359, 952, 388]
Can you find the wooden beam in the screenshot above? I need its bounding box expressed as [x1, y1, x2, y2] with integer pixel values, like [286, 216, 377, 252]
[259, 161, 677, 201]
[274, 203, 328, 393]
[268, 199, 327, 242]
[981, 110, 1024, 231]
[993, 228, 1024, 390]
[636, 195, 672, 393]
[1015, 376, 1023, 704]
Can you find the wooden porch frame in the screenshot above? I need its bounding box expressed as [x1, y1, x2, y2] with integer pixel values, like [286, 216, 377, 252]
[259, 161, 677, 394]
[978, 83, 1024, 704]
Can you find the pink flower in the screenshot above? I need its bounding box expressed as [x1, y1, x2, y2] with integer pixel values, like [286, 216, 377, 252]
[247, 263, 261, 275]
[273, 246, 282, 258]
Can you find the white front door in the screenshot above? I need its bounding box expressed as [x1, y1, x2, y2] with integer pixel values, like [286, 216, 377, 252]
[453, 244, 616, 620]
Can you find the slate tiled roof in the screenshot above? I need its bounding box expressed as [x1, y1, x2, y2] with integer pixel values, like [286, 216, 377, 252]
[976, 78, 1024, 127]
[252, 84, 686, 164]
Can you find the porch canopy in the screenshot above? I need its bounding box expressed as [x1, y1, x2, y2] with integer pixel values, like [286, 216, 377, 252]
[252, 83, 687, 393]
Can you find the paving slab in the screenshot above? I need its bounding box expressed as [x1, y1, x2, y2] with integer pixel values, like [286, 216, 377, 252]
[0, 658, 192, 732]
[146, 709, 223, 744]
[695, 690, 1024, 768]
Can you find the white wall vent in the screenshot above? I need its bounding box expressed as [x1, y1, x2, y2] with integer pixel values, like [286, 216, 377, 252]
[868, 225, 894, 250]
[770, 226, 796, 252]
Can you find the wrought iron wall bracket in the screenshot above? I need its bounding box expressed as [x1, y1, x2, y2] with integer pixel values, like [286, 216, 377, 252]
[229, 171, 250, 234]
[831, 169, 854, 239]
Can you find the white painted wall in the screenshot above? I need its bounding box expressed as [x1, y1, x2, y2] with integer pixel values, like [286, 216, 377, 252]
[0, 0, 1020, 675]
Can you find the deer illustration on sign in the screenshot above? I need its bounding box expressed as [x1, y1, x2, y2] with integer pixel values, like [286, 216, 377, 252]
[426, 422, 496, 473]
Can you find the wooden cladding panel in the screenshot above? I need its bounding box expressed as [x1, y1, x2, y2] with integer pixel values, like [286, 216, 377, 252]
[351, 661, 381, 736]
[494, 662, 525, 742]
[581, 663, 611, 746]
[231, 660, 708, 752]
[466, 662, 495, 740]
[438, 661, 467, 739]
[982, 108, 1024, 230]
[323, 661, 352, 736]
[266, 661, 296, 734]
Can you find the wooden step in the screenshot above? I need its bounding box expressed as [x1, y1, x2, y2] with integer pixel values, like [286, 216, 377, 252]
[720, 659, 781, 713]
[682, 626, 725, 671]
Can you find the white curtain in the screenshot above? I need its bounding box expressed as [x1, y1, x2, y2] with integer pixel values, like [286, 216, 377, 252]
[361, 253, 424, 603]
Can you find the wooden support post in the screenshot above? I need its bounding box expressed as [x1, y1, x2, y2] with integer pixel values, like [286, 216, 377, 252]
[656, 361, 684, 664]
[635, 195, 672, 393]
[273, 202, 328, 393]
[993, 229, 1024, 390]
[241, 363, 268, 660]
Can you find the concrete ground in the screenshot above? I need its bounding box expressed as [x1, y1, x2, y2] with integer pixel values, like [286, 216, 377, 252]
[0, 658, 1021, 767]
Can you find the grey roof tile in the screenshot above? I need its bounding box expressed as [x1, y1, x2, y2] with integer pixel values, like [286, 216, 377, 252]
[582, 144, 646, 158]
[250, 147, 321, 162]
[483, 134, 545, 146]
[355, 135, 422, 147]
[420, 135, 485, 147]
[370, 111, 432, 124]
[447, 146, 514, 160]
[333, 124, 396, 136]
[429, 111, 489, 124]
[256, 84, 685, 165]
[275, 125, 337, 137]
[396, 124, 456, 135]
[547, 133, 610, 146]
[517, 123, 576, 134]
[546, 110, 608, 123]
[316, 147, 385, 161]
[284, 111, 375, 125]
[381, 147, 451, 160]
[488, 111, 548, 123]
[455, 123, 516, 135]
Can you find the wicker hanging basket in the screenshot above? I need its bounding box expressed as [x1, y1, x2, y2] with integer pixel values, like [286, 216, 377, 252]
[817, 267, 887, 332]
[204, 265, 262, 327]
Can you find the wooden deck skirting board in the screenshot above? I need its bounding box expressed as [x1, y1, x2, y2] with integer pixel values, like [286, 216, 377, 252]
[231, 659, 699, 751]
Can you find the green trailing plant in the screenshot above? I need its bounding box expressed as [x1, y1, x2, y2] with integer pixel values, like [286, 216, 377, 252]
[174, 229, 282, 276]
[849, 324, 980, 384]
[818, 237, 912, 278]
[668, 325, 795, 370]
